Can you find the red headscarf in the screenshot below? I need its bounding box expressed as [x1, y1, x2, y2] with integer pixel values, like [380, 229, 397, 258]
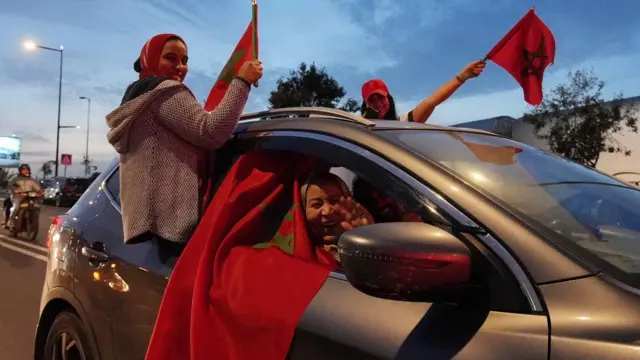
[135, 33, 186, 79]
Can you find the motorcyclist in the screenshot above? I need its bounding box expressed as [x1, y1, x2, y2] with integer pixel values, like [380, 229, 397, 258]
[6, 164, 42, 230]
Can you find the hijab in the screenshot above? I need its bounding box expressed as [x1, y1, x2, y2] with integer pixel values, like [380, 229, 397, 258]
[134, 33, 186, 79]
[121, 33, 186, 105]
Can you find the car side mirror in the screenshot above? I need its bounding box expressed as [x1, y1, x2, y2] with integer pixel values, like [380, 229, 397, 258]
[338, 222, 474, 303]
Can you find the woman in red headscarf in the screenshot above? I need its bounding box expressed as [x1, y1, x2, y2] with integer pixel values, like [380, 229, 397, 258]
[360, 60, 485, 123]
[106, 33, 262, 249]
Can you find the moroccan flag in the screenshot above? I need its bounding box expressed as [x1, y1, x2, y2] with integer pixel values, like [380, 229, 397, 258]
[486, 8, 556, 106]
[144, 150, 337, 360]
[204, 3, 258, 111]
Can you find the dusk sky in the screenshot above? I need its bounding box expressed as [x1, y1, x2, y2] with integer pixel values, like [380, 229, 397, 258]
[1, 0, 639, 177]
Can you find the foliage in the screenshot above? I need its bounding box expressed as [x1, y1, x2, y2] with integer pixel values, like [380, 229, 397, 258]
[268, 62, 358, 113]
[81, 155, 98, 177]
[40, 160, 56, 179]
[524, 69, 639, 167]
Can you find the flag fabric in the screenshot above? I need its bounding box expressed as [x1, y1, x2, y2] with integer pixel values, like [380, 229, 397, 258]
[204, 7, 258, 111]
[144, 150, 337, 360]
[450, 133, 523, 165]
[486, 9, 556, 106]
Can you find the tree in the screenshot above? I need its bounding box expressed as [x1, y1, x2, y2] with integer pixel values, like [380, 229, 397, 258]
[268, 62, 359, 113]
[81, 155, 98, 177]
[40, 160, 55, 179]
[524, 69, 639, 167]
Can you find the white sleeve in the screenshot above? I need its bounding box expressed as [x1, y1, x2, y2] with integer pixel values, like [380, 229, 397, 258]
[397, 111, 412, 122]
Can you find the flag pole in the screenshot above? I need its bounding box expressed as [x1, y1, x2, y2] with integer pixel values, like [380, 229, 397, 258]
[251, 0, 259, 88]
[483, 7, 536, 63]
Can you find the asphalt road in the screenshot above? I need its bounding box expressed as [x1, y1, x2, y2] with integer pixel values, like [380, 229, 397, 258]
[0, 203, 67, 360]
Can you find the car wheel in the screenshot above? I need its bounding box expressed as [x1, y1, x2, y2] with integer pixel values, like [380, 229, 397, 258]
[42, 311, 100, 360]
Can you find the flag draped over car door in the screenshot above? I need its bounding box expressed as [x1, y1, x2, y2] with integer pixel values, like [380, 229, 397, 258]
[144, 150, 338, 360]
[485, 8, 556, 106]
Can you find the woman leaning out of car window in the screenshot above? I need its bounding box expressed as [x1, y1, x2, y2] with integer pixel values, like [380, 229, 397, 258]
[360, 60, 486, 123]
[301, 172, 374, 262]
[106, 33, 263, 250]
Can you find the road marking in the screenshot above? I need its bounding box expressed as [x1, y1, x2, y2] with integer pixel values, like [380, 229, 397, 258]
[0, 234, 48, 254]
[0, 237, 48, 262]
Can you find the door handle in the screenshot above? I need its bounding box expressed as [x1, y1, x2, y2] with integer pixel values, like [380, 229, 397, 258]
[82, 245, 109, 263]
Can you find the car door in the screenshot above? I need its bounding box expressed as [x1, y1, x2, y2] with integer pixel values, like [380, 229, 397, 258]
[101, 149, 242, 359]
[238, 130, 551, 360]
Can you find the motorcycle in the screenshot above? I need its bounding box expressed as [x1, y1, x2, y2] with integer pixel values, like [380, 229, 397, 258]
[8, 191, 41, 241]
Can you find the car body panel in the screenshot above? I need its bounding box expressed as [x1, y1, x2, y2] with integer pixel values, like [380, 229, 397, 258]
[291, 276, 549, 360]
[540, 274, 640, 359]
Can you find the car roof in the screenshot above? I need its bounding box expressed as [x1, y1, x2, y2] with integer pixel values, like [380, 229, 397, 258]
[107, 108, 505, 164]
[236, 116, 501, 138]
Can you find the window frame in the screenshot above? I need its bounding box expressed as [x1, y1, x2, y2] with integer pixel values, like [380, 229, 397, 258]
[235, 130, 543, 313]
[102, 163, 121, 213]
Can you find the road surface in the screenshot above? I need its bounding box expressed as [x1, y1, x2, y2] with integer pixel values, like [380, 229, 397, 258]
[0, 203, 67, 360]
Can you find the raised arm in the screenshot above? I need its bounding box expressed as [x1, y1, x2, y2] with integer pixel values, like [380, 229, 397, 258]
[153, 60, 263, 149]
[153, 78, 250, 149]
[411, 60, 486, 123]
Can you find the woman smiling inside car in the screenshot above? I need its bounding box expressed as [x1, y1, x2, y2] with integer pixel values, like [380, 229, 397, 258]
[361, 60, 486, 123]
[106, 33, 263, 247]
[301, 172, 374, 261]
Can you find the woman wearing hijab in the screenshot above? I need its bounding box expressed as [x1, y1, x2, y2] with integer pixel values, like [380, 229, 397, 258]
[360, 60, 486, 123]
[300, 172, 374, 261]
[106, 33, 262, 247]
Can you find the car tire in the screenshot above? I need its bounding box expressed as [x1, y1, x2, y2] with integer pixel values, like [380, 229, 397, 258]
[42, 311, 100, 360]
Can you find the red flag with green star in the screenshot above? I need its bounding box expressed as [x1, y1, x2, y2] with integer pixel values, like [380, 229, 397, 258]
[204, 7, 258, 111]
[486, 8, 555, 106]
[145, 150, 337, 360]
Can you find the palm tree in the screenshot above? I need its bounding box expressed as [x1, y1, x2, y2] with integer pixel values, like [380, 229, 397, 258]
[81, 155, 98, 177]
[40, 160, 55, 179]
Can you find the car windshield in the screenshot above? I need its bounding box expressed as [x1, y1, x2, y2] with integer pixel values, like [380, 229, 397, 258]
[382, 129, 640, 283]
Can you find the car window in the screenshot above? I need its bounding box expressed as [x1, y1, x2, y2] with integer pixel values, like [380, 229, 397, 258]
[105, 168, 120, 205]
[242, 133, 528, 311]
[382, 129, 640, 286]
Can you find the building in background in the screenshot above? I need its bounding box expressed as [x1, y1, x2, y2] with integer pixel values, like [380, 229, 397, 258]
[451, 96, 640, 177]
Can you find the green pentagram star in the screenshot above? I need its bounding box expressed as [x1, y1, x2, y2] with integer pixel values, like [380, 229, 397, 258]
[217, 49, 247, 84]
[521, 36, 548, 80]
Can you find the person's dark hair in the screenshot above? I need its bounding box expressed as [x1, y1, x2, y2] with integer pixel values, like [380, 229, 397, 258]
[360, 94, 398, 120]
[133, 36, 185, 73]
[351, 177, 381, 219]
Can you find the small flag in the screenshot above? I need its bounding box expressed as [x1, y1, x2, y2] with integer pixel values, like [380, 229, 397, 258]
[486, 8, 556, 106]
[204, 2, 259, 111]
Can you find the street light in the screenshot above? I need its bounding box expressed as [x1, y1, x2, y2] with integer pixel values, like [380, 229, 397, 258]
[79, 96, 91, 171]
[23, 39, 64, 176]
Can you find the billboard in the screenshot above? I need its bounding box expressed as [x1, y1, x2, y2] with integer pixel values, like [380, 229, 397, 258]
[0, 136, 21, 168]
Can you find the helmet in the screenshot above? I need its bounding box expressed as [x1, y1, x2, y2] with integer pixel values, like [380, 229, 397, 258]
[18, 164, 31, 175]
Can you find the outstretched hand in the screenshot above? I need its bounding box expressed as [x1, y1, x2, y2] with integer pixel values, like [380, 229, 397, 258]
[333, 197, 375, 231]
[458, 60, 486, 81]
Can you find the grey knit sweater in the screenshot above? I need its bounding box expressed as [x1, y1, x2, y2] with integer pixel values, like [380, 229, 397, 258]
[106, 79, 250, 244]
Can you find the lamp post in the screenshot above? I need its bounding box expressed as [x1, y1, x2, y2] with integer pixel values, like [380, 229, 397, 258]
[79, 96, 91, 175]
[23, 40, 65, 177]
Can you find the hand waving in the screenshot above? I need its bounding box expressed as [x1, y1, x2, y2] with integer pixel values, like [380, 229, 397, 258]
[333, 197, 375, 231]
